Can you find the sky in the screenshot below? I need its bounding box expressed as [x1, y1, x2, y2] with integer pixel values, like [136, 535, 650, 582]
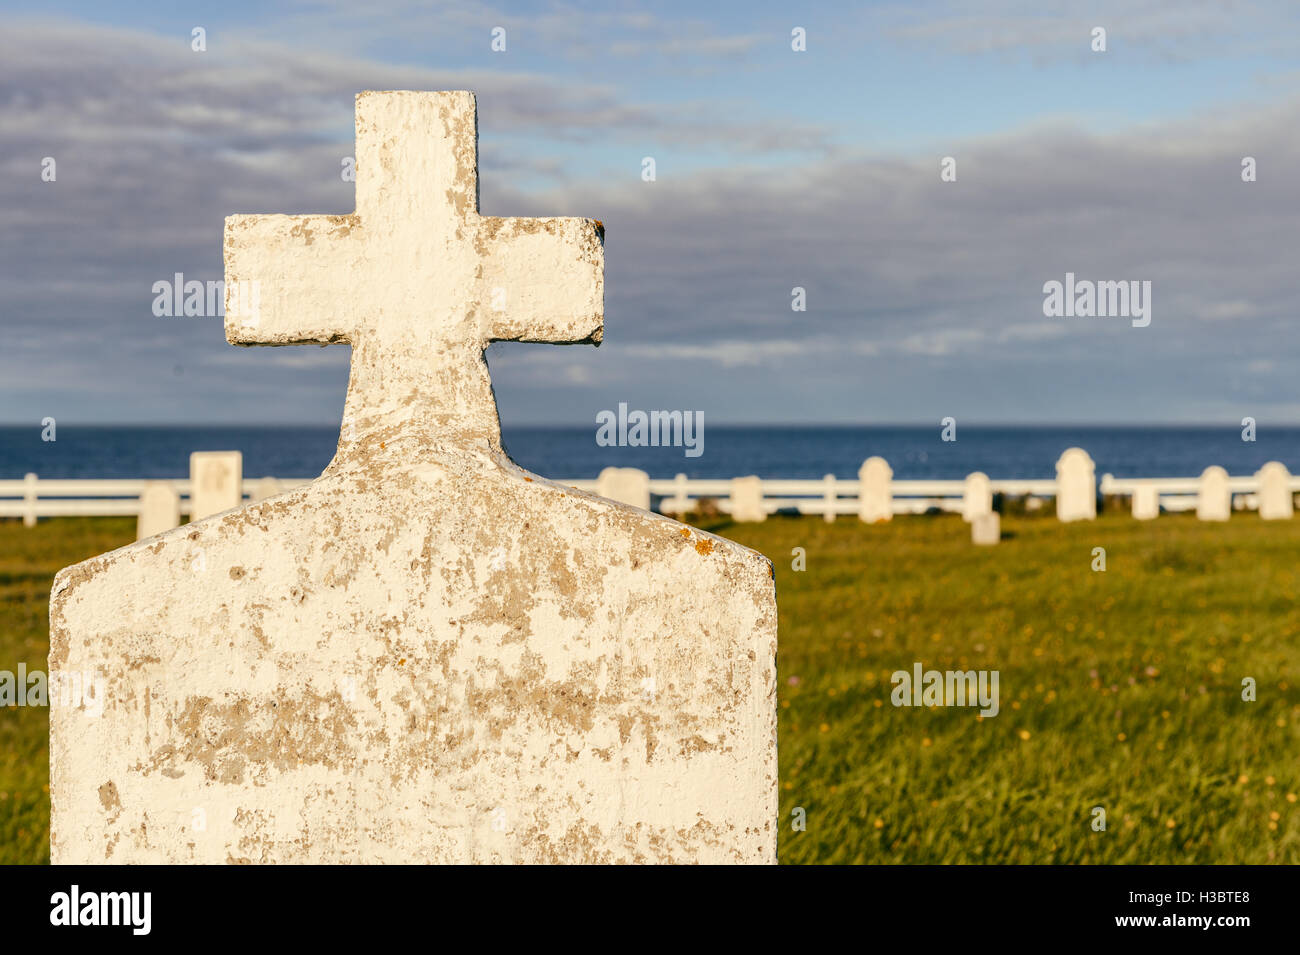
[2, 0, 1300, 426]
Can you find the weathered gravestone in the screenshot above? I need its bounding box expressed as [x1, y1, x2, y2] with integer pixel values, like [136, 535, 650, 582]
[136, 482, 181, 541]
[49, 91, 778, 864]
[1055, 448, 1096, 522]
[1197, 465, 1231, 521]
[1256, 462, 1293, 520]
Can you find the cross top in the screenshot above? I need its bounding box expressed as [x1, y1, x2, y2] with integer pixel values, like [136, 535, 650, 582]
[224, 91, 604, 453]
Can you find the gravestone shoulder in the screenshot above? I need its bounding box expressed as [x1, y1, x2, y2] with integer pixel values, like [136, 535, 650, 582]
[50, 453, 776, 863]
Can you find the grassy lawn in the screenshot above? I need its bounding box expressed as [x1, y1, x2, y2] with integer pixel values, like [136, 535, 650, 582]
[2, 512, 1298, 864]
[718, 510, 1300, 864]
[0, 517, 134, 865]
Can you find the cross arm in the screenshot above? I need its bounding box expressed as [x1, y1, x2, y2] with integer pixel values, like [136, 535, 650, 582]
[223, 213, 367, 345]
[475, 216, 604, 344]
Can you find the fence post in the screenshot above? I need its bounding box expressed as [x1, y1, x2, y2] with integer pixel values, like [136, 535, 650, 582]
[22, 472, 37, 527]
[822, 474, 837, 523]
[670, 473, 689, 515]
[1131, 485, 1159, 520]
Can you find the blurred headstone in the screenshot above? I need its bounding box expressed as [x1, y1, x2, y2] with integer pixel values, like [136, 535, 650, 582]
[189, 451, 242, 521]
[136, 482, 181, 540]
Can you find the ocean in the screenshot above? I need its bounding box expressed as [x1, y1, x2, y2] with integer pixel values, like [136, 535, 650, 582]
[1, 425, 1296, 481]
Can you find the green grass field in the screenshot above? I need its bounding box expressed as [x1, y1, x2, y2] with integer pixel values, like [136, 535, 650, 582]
[2, 512, 1297, 864]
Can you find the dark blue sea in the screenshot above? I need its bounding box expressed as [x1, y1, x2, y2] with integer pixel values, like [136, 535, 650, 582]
[1, 425, 1295, 481]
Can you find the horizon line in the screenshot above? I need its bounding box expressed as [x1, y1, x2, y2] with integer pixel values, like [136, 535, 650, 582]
[0, 420, 1286, 430]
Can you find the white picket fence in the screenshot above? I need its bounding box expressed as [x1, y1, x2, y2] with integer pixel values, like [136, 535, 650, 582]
[3, 447, 1298, 531]
[553, 475, 1062, 518]
[0, 476, 311, 526]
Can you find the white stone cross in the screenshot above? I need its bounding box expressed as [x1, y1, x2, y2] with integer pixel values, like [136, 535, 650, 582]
[225, 90, 604, 448]
[51, 91, 777, 865]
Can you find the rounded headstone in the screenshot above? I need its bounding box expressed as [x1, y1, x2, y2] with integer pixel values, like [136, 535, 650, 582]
[858, 457, 893, 523]
[1197, 466, 1231, 521]
[1055, 448, 1096, 522]
[730, 476, 766, 522]
[136, 482, 181, 541]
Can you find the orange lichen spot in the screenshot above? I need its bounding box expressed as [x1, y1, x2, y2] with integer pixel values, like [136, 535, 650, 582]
[398, 658, 406, 666]
[694, 539, 713, 556]
[524, 477, 533, 482]
[678, 528, 691, 538]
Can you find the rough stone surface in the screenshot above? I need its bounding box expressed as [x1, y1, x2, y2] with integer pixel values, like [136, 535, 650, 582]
[858, 457, 892, 523]
[962, 472, 992, 522]
[136, 482, 181, 541]
[1257, 462, 1293, 520]
[189, 452, 242, 522]
[1197, 466, 1231, 521]
[971, 511, 1000, 546]
[49, 91, 778, 865]
[1055, 448, 1096, 522]
[594, 467, 650, 511]
[1132, 486, 1160, 520]
[730, 476, 766, 523]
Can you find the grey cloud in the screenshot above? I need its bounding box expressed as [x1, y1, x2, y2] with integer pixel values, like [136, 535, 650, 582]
[3, 16, 1300, 426]
[880, 0, 1297, 61]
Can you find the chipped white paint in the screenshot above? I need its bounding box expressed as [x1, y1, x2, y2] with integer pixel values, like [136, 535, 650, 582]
[189, 451, 242, 522]
[594, 467, 650, 511]
[136, 482, 181, 541]
[50, 91, 778, 865]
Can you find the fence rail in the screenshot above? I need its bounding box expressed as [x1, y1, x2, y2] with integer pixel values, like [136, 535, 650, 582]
[4, 446, 1298, 537]
[0, 475, 312, 524]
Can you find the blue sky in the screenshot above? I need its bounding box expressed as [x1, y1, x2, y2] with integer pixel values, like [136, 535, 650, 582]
[3, 1, 1300, 425]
